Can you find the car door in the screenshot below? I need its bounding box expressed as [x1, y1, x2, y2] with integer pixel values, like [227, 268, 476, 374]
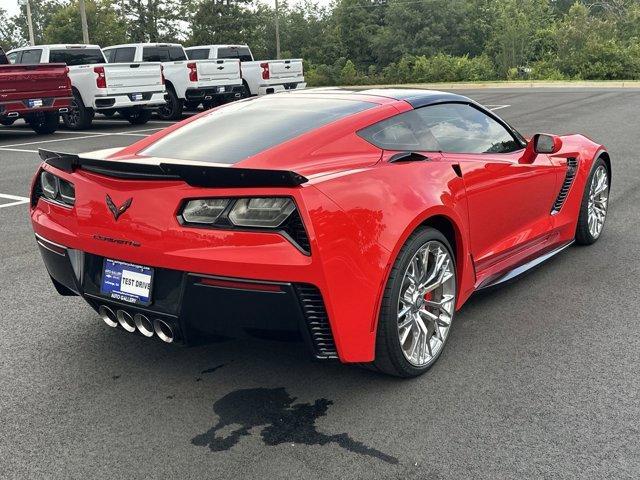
[413, 103, 559, 277]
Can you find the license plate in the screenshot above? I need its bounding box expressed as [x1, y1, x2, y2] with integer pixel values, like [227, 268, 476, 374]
[100, 259, 153, 305]
[217, 86, 226, 93]
[28, 99, 43, 108]
[132, 93, 143, 101]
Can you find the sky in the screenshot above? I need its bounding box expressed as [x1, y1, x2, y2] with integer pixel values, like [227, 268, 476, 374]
[3, 0, 20, 17]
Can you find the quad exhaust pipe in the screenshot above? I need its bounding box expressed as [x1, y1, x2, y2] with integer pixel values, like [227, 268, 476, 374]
[98, 305, 176, 343]
[153, 319, 175, 343]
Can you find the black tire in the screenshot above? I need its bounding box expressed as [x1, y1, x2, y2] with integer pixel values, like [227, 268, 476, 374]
[203, 98, 223, 110]
[157, 87, 183, 120]
[183, 101, 200, 111]
[0, 118, 16, 126]
[28, 112, 59, 135]
[62, 91, 94, 130]
[371, 227, 457, 377]
[123, 109, 152, 125]
[575, 157, 610, 245]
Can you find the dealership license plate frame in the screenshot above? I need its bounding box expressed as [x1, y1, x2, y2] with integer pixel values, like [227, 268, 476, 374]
[100, 258, 154, 306]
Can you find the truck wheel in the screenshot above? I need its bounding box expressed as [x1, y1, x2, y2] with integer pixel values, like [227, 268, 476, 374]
[123, 109, 152, 125]
[0, 118, 16, 126]
[62, 92, 94, 130]
[28, 112, 59, 135]
[157, 88, 183, 120]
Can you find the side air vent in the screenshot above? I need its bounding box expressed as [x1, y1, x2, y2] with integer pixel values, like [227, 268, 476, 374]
[551, 158, 578, 214]
[295, 284, 337, 359]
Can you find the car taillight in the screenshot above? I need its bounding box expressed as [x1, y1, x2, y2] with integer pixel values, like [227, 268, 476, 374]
[64, 66, 72, 89]
[187, 62, 198, 82]
[260, 62, 270, 80]
[179, 197, 309, 254]
[34, 170, 75, 207]
[160, 65, 165, 85]
[94, 66, 106, 89]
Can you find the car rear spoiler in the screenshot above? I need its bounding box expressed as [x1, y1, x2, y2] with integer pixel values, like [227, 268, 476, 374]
[39, 149, 308, 188]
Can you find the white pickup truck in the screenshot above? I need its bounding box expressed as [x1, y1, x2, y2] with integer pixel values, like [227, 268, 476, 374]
[185, 45, 306, 96]
[7, 44, 165, 129]
[103, 43, 244, 119]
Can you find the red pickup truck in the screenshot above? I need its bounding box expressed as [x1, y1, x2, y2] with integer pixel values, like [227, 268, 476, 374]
[0, 46, 72, 134]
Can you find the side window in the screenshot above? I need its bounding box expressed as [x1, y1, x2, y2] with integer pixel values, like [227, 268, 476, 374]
[186, 49, 209, 60]
[103, 49, 115, 63]
[415, 104, 522, 154]
[6, 51, 18, 64]
[114, 47, 135, 63]
[18, 49, 42, 64]
[358, 103, 522, 154]
[358, 110, 440, 152]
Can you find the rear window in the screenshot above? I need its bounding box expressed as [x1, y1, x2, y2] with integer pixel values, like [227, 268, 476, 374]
[142, 46, 186, 62]
[143, 96, 374, 164]
[217, 47, 253, 62]
[15, 49, 42, 64]
[186, 49, 210, 60]
[113, 47, 136, 63]
[49, 48, 105, 65]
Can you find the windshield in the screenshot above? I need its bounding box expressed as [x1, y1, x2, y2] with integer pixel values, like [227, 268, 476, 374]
[143, 96, 374, 164]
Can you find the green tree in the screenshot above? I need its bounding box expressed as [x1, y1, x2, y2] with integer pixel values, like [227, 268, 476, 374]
[12, 0, 64, 45]
[43, 0, 128, 46]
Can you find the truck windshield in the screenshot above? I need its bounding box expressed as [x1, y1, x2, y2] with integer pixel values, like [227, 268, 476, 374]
[217, 47, 253, 62]
[142, 96, 373, 164]
[49, 48, 105, 65]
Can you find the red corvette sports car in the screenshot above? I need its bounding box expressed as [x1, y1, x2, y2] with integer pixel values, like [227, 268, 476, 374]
[30, 89, 610, 377]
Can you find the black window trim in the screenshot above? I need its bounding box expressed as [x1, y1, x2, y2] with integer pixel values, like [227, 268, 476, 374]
[358, 100, 528, 156]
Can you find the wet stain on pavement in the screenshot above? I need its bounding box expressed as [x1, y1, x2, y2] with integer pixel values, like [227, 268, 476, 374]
[201, 364, 226, 374]
[191, 387, 398, 464]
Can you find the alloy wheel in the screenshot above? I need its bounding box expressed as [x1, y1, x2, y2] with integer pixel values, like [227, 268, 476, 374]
[587, 165, 609, 239]
[397, 241, 456, 367]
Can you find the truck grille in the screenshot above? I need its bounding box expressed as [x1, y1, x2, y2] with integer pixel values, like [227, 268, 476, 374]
[551, 158, 578, 214]
[295, 284, 337, 359]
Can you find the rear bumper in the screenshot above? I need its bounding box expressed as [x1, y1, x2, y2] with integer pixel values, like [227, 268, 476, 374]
[34, 233, 338, 360]
[184, 85, 245, 103]
[258, 81, 306, 96]
[92, 92, 166, 110]
[0, 96, 72, 118]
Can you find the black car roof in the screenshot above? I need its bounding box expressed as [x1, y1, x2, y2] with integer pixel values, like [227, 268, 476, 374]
[354, 88, 473, 108]
[290, 87, 474, 108]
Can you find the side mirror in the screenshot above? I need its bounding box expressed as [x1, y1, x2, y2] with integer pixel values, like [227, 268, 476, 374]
[533, 133, 562, 154]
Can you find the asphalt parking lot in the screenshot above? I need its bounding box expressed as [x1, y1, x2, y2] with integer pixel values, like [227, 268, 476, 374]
[1, 89, 639, 479]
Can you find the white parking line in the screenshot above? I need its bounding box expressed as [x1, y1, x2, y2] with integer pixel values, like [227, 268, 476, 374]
[487, 105, 511, 111]
[0, 193, 30, 209]
[0, 147, 39, 153]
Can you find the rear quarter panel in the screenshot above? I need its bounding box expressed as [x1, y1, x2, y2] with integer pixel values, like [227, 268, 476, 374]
[308, 159, 474, 362]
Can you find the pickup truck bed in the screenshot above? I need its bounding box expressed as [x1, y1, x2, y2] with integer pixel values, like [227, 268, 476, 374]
[0, 54, 72, 134]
